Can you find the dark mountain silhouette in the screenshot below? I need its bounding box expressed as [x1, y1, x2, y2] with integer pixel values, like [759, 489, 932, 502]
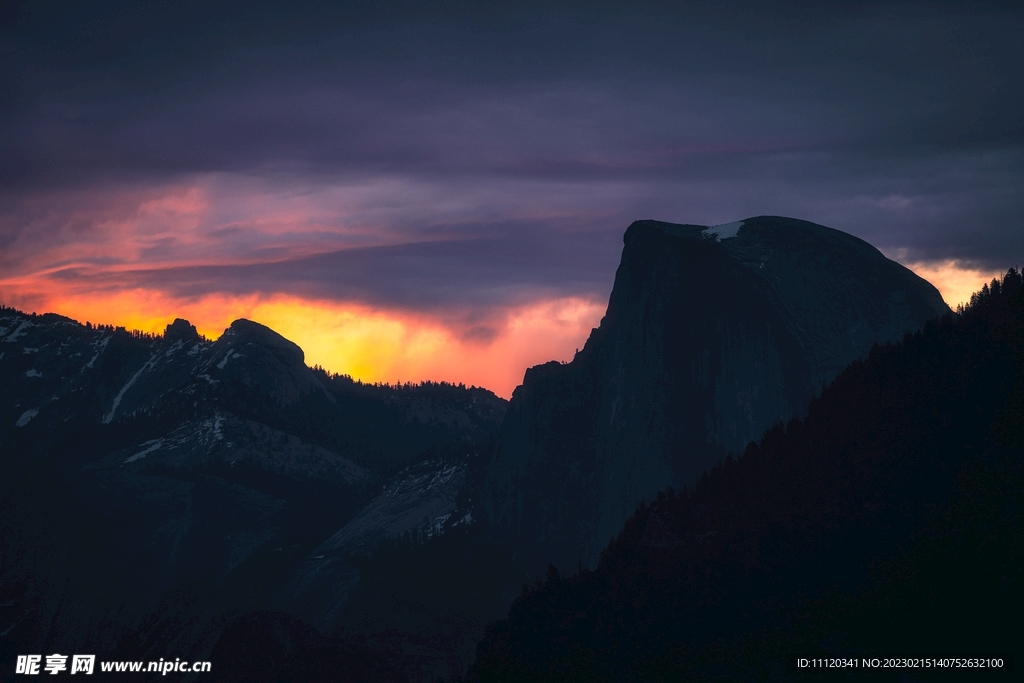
[0, 310, 507, 680]
[483, 216, 951, 577]
[4, 216, 1006, 683]
[467, 270, 1023, 681]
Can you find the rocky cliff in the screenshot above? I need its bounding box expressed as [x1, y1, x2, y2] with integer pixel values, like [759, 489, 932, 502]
[482, 216, 951, 576]
[0, 309, 505, 665]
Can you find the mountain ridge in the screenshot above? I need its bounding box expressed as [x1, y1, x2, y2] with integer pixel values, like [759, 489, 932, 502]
[467, 268, 1023, 681]
[483, 215, 951, 577]
[0, 307, 507, 675]
[0, 215, 977, 681]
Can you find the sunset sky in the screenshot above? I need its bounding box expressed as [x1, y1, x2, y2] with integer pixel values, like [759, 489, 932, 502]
[2, 1, 1021, 397]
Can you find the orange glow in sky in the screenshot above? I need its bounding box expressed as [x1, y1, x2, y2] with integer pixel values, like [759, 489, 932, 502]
[0, 283, 605, 399]
[0, 252, 1005, 399]
[900, 260, 1006, 310]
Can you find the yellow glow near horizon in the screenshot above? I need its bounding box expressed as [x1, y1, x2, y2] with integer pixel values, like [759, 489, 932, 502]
[2, 258, 1005, 399]
[5, 288, 605, 398]
[901, 260, 1007, 310]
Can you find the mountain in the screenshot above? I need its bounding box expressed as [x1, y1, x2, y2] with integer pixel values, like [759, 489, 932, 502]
[0, 310, 507, 674]
[468, 270, 1023, 682]
[1, 312, 504, 471]
[482, 216, 951, 577]
[0, 215, 971, 681]
[280, 454, 478, 632]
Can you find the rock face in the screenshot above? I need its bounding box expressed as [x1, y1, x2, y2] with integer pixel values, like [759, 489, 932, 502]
[318, 459, 467, 557]
[208, 319, 328, 404]
[0, 314, 326, 428]
[0, 307, 506, 662]
[482, 216, 951, 577]
[283, 458, 474, 632]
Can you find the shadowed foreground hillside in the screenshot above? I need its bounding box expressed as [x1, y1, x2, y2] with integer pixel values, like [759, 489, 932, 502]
[484, 216, 950, 578]
[467, 270, 1023, 682]
[0, 312, 508, 682]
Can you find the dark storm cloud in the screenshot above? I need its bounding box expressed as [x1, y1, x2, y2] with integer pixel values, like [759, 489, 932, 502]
[2, 0, 1023, 305]
[46, 226, 623, 311]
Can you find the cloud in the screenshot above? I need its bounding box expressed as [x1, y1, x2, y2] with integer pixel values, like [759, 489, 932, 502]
[893, 259, 1008, 310]
[3, 1, 1021, 262]
[40, 231, 617, 311]
[0, 283, 605, 399]
[1, 0, 1022, 393]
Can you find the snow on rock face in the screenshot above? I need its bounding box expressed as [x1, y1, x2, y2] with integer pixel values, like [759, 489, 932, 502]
[4, 320, 32, 343]
[0, 310, 332, 433]
[702, 220, 744, 241]
[103, 352, 159, 424]
[216, 350, 242, 370]
[15, 409, 38, 427]
[286, 458, 468, 631]
[124, 439, 163, 463]
[84, 336, 109, 370]
[118, 413, 371, 491]
[484, 215, 953, 578]
[318, 459, 467, 556]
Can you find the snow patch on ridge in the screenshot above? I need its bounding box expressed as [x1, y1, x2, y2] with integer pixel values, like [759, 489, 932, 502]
[125, 439, 163, 463]
[163, 340, 184, 357]
[216, 350, 242, 370]
[103, 352, 159, 424]
[702, 221, 744, 241]
[15, 409, 38, 427]
[84, 337, 109, 370]
[4, 321, 31, 342]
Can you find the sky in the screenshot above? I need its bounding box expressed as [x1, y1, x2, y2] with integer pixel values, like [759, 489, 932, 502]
[2, 1, 1022, 397]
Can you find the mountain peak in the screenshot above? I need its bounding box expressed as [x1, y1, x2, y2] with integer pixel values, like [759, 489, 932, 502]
[624, 219, 705, 243]
[222, 318, 305, 365]
[164, 318, 200, 343]
[484, 216, 952, 577]
[701, 220, 745, 241]
[200, 318, 326, 405]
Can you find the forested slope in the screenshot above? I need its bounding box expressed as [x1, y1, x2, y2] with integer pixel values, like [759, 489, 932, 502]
[467, 270, 1023, 682]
